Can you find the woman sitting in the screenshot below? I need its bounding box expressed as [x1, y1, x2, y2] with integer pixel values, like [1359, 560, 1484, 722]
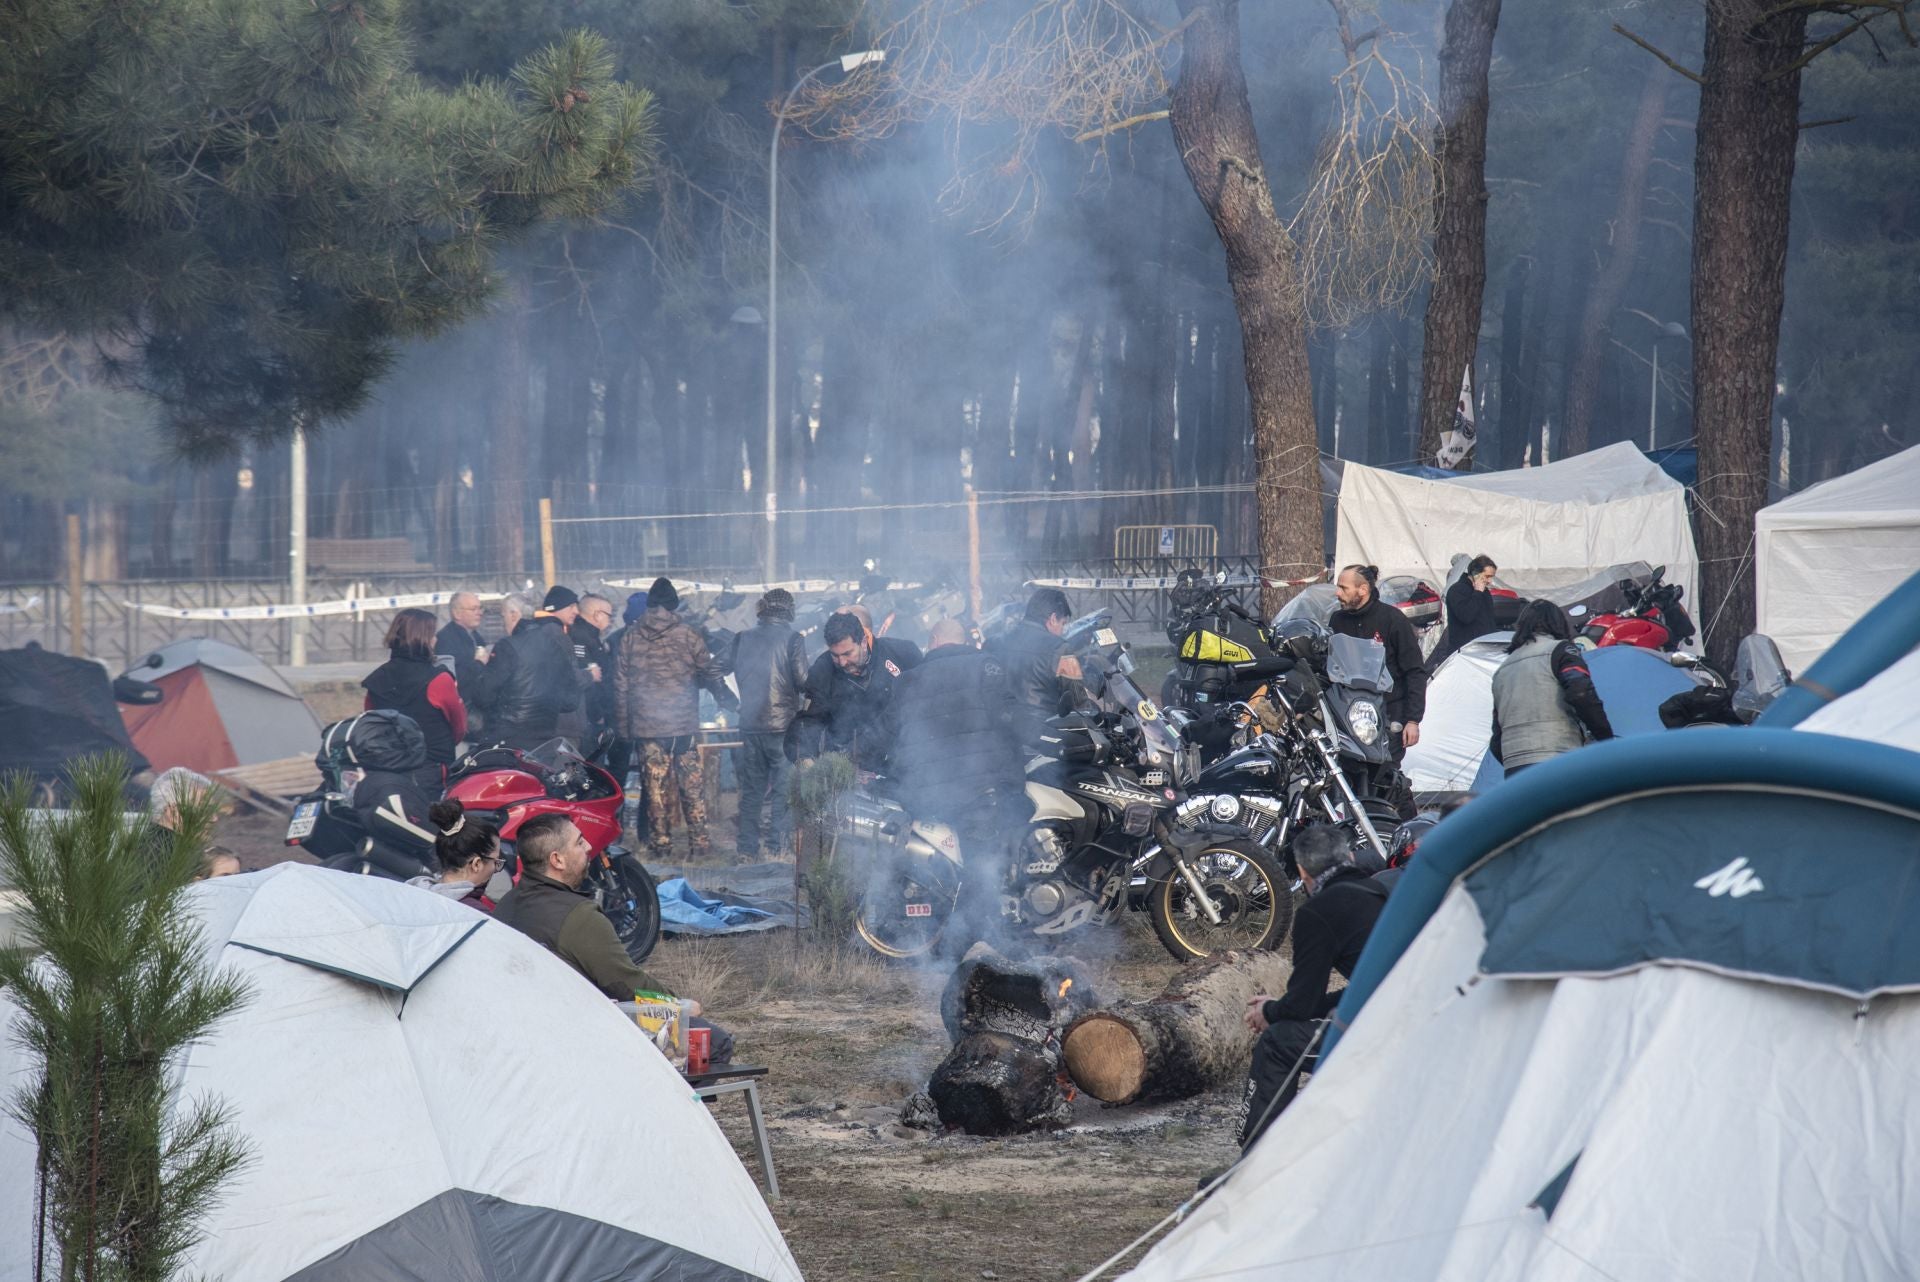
[364, 607, 468, 765]
[407, 799, 502, 912]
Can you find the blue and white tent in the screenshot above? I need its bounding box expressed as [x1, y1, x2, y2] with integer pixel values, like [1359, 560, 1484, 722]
[1123, 571, 1920, 1282]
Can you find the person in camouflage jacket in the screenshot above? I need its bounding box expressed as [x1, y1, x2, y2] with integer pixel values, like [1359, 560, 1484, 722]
[612, 578, 738, 855]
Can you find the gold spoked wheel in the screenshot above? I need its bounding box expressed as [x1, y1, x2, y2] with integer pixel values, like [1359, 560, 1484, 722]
[1148, 838, 1292, 962]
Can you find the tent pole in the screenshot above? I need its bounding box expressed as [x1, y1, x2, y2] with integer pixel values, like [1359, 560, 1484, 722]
[290, 425, 308, 668]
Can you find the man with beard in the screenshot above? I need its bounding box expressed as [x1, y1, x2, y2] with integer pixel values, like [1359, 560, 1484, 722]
[1329, 564, 1427, 814]
[786, 609, 917, 770]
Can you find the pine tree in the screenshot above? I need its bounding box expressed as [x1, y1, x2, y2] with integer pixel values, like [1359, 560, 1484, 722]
[0, 0, 657, 452]
[0, 758, 250, 1281]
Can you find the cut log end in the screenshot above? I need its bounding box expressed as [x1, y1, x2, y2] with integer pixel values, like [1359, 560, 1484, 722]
[1061, 1013, 1149, 1104]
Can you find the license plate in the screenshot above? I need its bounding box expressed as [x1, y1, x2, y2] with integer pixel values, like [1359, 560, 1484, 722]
[285, 801, 320, 842]
[904, 903, 933, 918]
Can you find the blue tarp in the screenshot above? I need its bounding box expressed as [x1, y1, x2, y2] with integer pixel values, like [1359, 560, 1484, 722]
[1469, 644, 1700, 791]
[656, 877, 776, 935]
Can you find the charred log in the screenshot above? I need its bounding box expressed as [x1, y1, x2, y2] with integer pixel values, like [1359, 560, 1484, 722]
[939, 945, 1102, 1044]
[1061, 949, 1293, 1106]
[927, 1031, 1075, 1136]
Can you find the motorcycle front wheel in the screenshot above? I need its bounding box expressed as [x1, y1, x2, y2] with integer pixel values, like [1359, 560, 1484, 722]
[1148, 838, 1292, 963]
[851, 843, 962, 961]
[591, 850, 662, 965]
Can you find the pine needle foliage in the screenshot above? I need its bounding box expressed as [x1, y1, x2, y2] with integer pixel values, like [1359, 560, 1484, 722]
[0, 756, 251, 1282]
[0, 0, 657, 454]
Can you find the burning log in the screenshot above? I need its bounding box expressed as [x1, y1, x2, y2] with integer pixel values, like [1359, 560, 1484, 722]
[1061, 949, 1293, 1106]
[924, 946, 1102, 1134]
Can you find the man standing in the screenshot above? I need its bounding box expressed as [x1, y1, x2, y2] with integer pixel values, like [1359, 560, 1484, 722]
[564, 591, 615, 743]
[885, 619, 1029, 946]
[1329, 564, 1429, 758]
[787, 610, 916, 770]
[1239, 826, 1388, 1147]
[494, 813, 732, 1063]
[436, 590, 488, 694]
[995, 587, 1084, 727]
[613, 577, 737, 858]
[472, 587, 583, 750]
[1431, 555, 1501, 669]
[728, 589, 809, 859]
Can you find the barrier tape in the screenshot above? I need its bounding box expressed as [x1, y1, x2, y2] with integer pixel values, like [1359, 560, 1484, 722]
[0, 595, 42, 615]
[124, 590, 503, 622]
[600, 578, 923, 595]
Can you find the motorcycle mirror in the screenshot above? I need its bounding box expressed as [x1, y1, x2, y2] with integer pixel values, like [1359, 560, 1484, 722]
[1568, 604, 1589, 618]
[1666, 651, 1699, 667]
[1651, 564, 1666, 581]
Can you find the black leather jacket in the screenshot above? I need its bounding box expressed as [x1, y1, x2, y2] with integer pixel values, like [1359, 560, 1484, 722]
[883, 645, 1026, 822]
[730, 621, 809, 734]
[996, 619, 1077, 723]
[472, 616, 581, 747]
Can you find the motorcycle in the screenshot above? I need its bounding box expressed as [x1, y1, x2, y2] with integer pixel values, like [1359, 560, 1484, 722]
[1162, 570, 1298, 762]
[1575, 564, 1696, 652]
[845, 612, 1291, 964]
[1169, 626, 1401, 878]
[288, 731, 660, 964]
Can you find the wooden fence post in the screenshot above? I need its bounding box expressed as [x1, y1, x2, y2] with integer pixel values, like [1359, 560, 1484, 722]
[538, 497, 557, 590]
[66, 513, 84, 657]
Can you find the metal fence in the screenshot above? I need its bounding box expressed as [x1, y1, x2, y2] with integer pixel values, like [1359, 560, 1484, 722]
[0, 552, 1265, 670]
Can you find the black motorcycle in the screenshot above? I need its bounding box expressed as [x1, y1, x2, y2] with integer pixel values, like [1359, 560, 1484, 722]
[1162, 570, 1297, 761]
[845, 613, 1291, 963]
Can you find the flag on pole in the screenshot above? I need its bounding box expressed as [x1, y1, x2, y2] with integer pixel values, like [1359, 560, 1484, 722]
[1436, 364, 1477, 469]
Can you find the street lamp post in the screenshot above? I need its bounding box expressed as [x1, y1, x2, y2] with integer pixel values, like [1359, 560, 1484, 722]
[1625, 309, 1688, 452]
[765, 49, 884, 586]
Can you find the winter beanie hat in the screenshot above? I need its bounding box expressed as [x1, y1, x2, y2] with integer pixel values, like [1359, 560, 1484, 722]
[623, 592, 648, 624]
[540, 585, 579, 613]
[758, 588, 796, 622]
[646, 577, 680, 611]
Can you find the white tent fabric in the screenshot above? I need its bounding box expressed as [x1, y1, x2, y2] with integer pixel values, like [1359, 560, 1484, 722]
[1402, 634, 1510, 791]
[1122, 889, 1920, 1282]
[0, 864, 803, 1282]
[1797, 646, 1920, 755]
[1335, 443, 1698, 628]
[1756, 445, 1920, 674]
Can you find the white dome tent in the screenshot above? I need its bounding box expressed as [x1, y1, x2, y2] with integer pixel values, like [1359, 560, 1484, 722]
[0, 864, 803, 1282]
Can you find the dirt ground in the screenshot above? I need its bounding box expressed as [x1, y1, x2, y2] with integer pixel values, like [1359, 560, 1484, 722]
[211, 804, 1261, 1282]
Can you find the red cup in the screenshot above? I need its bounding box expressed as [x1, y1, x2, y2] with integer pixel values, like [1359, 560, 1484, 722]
[686, 1026, 711, 1075]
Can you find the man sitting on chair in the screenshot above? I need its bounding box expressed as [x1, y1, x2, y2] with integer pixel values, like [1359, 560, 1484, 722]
[495, 812, 733, 1065]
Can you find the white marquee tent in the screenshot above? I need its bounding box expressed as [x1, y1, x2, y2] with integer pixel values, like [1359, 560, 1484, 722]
[0, 864, 803, 1282]
[1335, 443, 1698, 617]
[1756, 444, 1920, 674]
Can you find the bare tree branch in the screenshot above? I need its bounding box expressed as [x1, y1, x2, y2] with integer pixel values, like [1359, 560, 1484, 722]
[1612, 23, 1707, 84]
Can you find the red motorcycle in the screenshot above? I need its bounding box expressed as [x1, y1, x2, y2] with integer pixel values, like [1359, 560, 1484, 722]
[1576, 564, 1696, 652]
[289, 735, 660, 963]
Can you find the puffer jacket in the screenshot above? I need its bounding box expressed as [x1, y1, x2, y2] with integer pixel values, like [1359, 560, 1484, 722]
[997, 619, 1077, 720]
[472, 616, 580, 747]
[730, 620, 810, 734]
[612, 606, 737, 740]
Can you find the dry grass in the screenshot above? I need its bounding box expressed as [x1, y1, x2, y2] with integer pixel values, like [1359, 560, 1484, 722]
[644, 932, 919, 1012]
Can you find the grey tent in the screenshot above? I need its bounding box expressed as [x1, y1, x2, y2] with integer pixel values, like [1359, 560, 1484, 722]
[120, 637, 321, 773]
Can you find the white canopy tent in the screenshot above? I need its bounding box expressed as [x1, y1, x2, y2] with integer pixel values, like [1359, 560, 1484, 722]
[1756, 444, 1920, 674]
[1335, 443, 1698, 619]
[0, 865, 803, 1282]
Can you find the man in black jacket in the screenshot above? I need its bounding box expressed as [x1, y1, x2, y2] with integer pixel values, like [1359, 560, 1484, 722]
[1239, 825, 1389, 1147]
[1330, 564, 1430, 758]
[995, 588, 1084, 732]
[1430, 554, 1501, 669]
[787, 610, 919, 769]
[729, 589, 810, 858]
[472, 586, 584, 750]
[436, 590, 488, 694]
[885, 620, 1031, 946]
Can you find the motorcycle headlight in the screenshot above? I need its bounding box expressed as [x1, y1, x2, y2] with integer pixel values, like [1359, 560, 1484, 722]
[1210, 794, 1242, 823]
[1349, 701, 1381, 746]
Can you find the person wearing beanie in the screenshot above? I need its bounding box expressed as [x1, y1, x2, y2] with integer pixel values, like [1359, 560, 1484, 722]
[612, 578, 738, 857]
[723, 588, 810, 859]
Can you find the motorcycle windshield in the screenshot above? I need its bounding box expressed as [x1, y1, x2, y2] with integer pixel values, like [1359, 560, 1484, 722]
[523, 738, 585, 773]
[1106, 671, 1183, 769]
[1325, 634, 1392, 694]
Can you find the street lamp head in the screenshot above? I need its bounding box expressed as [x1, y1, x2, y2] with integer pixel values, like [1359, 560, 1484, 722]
[731, 305, 766, 325]
[839, 49, 887, 73]
[1658, 320, 1690, 341]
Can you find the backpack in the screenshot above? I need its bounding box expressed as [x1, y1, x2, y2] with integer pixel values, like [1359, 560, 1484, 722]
[315, 709, 428, 776]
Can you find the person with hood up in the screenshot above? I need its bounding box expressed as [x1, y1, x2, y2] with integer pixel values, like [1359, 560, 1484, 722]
[363, 607, 468, 765]
[727, 588, 810, 859]
[471, 587, 585, 750]
[612, 577, 737, 857]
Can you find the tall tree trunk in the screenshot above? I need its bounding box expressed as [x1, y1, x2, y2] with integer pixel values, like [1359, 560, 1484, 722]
[1494, 257, 1532, 469]
[1171, 0, 1322, 613]
[489, 277, 531, 574]
[1563, 64, 1673, 455]
[1416, 0, 1504, 468]
[1692, 2, 1808, 662]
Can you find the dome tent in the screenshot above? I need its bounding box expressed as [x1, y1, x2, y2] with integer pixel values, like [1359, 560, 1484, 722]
[0, 864, 803, 1282]
[119, 636, 321, 774]
[1122, 572, 1920, 1282]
